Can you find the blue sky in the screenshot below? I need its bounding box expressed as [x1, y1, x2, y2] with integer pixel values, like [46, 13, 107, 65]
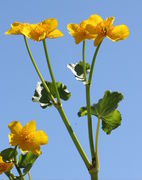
[0, 0, 142, 179]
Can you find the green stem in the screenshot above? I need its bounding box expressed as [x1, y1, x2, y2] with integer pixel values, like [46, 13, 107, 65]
[14, 147, 24, 180]
[15, 164, 23, 178]
[42, 39, 61, 105]
[28, 171, 31, 180]
[91, 172, 98, 180]
[23, 36, 57, 106]
[57, 105, 91, 169]
[15, 164, 24, 180]
[86, 42, 102, 162]
[95, 117, 101, 171]
[88, 42, 102, 84]
[82, 41, 95, 161]
[86, 85, 95, 160]
[82, 41, 87, 82]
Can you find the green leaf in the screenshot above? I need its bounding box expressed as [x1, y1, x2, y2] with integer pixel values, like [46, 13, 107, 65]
[23, 164, 33, 175]
[91, 91, 123, 116]
[101, 110, 122, 134]
[32, 81, 71, 108]
[67, 61, 90, 84]
[78, 91, 123, 134]
[78, 106, 87, 117]
[32, 82, 52, 109]
[18, 151, 38, 168]
[0, 148, 17, 162]
[55, 82, 71, 101]
[18, 151, 38, 175]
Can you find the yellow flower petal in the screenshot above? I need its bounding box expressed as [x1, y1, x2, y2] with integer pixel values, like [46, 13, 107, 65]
[0, 156, 13, 174]
[79, 15, 101, 34]
[67, 24, 88, 43]
[23, 24, 46, 41]
[21, 24, 35, 38]
[80, 20, 89, 29]
[67, 20, 97, 44]
[80, 14, 103, 29]
[88, 14, 103, 26]
[5, 22, 23, 35]
[85, 24, 97, 34]
[74, 33, 84, 44]
[66, 24, 80, 35]
[8, 134, 18, 146]
[26, 18, 61, 41]
[8, 121, 22, 134]
[41, 18, 58, 33]
[107, 25, 129, 41]
[67, 14, 103, 44]
[94, 34, 105, 46]
[34, 130, 48, 145]
[48, 29, 64, 38]
[31, 146, 41, 155]
[105, 17, 115, 28]
[23, 120, 36, 132]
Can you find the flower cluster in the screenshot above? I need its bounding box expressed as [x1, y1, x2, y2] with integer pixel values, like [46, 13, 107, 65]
[5, 14, 129, 46]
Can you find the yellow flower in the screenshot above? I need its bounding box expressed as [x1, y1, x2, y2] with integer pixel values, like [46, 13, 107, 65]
[0, 155, 13, 174]
[67, 15, 102, 44]
[86, 14, 129, 46]
[8, 120, 48, 155]
[5, 18, 64, 41]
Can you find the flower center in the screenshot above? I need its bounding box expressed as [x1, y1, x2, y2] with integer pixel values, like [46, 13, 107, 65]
[19, 130, 35, 145]
[102, 27, 107, 35]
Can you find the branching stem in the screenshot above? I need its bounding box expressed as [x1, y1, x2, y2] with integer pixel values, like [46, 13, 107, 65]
[24, 36, 57, 106]
[24, 36, 91, 170]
